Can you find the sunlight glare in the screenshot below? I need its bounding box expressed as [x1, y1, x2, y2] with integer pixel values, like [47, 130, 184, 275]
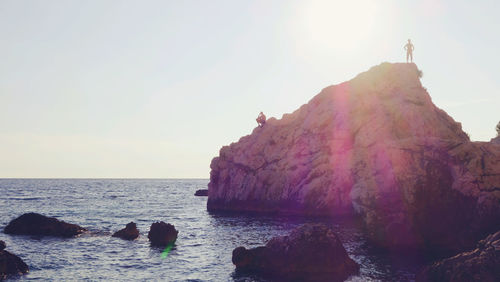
[295, 0, 378, 56]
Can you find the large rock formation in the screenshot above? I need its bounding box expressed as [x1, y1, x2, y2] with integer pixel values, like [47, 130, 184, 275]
[208, 63, 500, 254]
[232, 224, 359, 281]
[0, 241, 29, 279]
[4, 213, 86, 238]
[417, 230, 500, 281]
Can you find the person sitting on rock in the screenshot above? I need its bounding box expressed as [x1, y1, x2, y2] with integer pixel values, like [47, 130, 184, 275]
[256, 112, 266, 128]
[404, 39, 414, 63]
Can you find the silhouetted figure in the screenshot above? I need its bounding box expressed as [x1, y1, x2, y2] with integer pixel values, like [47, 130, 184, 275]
[404, 39, 414, 63]
[256, 112, 266, 128]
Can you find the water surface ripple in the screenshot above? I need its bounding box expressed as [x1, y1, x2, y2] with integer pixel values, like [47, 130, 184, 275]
[0, 179, 422, 281]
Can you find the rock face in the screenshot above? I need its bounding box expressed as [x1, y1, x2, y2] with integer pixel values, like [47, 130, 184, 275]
[491, 135, 500, 144]
[4, 213, 86, 238]
[0, 241, 5, 251]
[148, 221, 178, 247]
[418, 230, 500, 282]
[0, 242, 29, 278]
[208, 63, 500, 254]
[232, 224, 359, 281]
[112, 222, 139, 240]
[194, 189, 208, 196]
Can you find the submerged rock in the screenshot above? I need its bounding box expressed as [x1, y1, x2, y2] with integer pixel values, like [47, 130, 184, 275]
[232, 224, 359, 281]
[194, 189, 208, 196]
[148, 221, 178, 247]
[418, 230, 500, 282]
[112, 222, 139, 240]
[4, 213, 86, 237]
[0, 242, 29, 278]
[208, 63, 500, 254]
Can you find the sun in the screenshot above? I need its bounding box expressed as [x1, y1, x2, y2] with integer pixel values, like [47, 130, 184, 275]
[294, 0, 378, 55]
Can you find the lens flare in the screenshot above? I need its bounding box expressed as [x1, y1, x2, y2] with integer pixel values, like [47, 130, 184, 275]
[161, 243, 174, 259]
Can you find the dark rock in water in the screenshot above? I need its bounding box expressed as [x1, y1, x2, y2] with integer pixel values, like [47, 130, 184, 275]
[232, 224, 359, 281]
[208, 62, 500, 254]
[417, 230, 500, 282]
[194, 189, 208, 196]
[0, 243, 29, 278]
[112, 222, 139, 240]
[4, 213, 86, 237]
[148, 221, 178, 247]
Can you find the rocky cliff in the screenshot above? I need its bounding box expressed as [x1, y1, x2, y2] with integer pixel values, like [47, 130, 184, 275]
[208, 63, 500, 253]
[417, 229, 500, 281]
[491, 135, 500, 144]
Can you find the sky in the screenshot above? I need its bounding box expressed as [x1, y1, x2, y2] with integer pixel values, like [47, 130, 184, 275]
[1, 0, 499, 178]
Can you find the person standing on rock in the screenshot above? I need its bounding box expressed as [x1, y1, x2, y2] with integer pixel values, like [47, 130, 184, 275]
[256, 112, 266, 128]
[404, 39, 414, 63]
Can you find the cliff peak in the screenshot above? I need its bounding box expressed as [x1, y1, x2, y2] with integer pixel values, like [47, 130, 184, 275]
[254, 62, 467, 144]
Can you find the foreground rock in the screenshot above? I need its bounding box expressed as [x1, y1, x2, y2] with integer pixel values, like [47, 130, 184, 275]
[4, 213, 86, 237]
[148, 222, 178, 247]
[0, 241, 29, 279]
[418, 230, 500, 282]
[208, 63, 500, 254]
[232, 224, 359, 281]
[112, 222, 139, 240]
[194, 189, 208, 196]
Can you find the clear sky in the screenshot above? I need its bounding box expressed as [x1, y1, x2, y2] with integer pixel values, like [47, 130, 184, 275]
[1, 0, 499, 178]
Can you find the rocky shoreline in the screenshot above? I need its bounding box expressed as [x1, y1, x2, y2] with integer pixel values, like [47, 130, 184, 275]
[208, 62, 500, 279]
[418, 230, 500, 281]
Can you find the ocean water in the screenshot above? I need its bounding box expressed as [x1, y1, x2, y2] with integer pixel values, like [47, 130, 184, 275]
[0, 179, 423, 281]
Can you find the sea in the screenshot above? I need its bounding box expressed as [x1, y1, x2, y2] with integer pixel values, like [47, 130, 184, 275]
[0, 179, 424, 281]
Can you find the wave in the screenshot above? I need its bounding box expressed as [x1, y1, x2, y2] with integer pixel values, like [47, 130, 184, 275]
[7, 196, 47, 201]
